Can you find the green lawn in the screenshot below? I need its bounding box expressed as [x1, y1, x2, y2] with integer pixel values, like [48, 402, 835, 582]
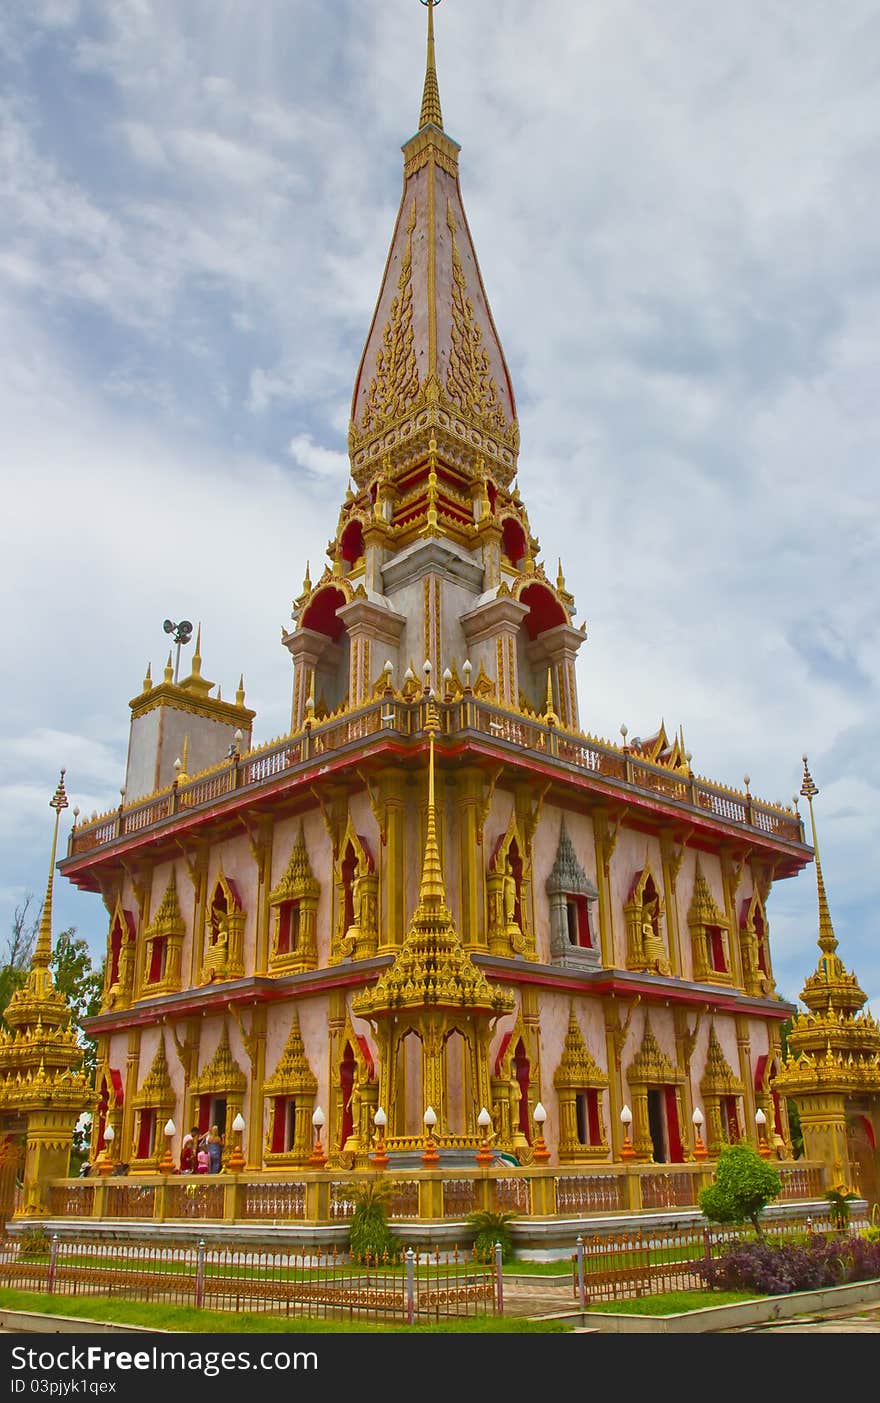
[0, 1287, 572, 1334]
[586, 1289, 761, 1315]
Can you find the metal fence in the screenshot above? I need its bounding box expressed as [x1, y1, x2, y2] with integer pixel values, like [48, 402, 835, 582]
[1, 1233, 498, 1326]
[567, 1211, 871, 1304]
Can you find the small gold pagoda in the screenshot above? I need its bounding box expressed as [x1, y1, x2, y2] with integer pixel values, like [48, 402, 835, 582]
[0, 773, 94, 1215]
[775, 759, 880, 1200]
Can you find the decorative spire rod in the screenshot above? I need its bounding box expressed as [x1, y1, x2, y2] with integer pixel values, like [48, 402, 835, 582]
[34, 770, 69, 969]
[800, 755, 838, 958]
[417, 697, 447, 907]
[419, 0, 444, 131]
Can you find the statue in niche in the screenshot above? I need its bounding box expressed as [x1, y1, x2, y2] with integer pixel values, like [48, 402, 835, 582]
[641, 897, 668, 972]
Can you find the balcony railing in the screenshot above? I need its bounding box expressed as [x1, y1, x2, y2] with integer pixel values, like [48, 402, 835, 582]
[68, 695, 805, 859]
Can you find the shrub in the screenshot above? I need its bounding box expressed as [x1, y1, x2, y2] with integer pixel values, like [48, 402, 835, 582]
[466, 1210, 517, 1263]
[17, 1227, 52, 1261]
[698, 1232, 880, 1295]
[346, 1178, 399, 1261]
[825, 1186, 860, 1231]
[698, 1143, 782, 1239]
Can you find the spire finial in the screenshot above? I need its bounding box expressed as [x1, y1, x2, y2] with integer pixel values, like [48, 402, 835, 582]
[419, 0, 444, 132]
[34, 771, 69, 968]
[191, 623, 202, 675]
[417, 697, 448, 907]
[800, 756, 838, 958]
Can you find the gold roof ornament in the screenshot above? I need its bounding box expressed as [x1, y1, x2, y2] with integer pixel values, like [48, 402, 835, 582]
[699, 1023, 745, 1097]
[419, 0, 444, 132]
[553, 1005, 608, 1091]
[352, 699, 513, 1020]
[132, 1033, 175, 1109]
[263, 1010, 318, 1098]
[191, 1023, 247, 1096]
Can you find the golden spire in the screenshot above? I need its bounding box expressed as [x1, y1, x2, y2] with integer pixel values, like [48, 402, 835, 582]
[419, 0, 444, 131]
[143, 662, 152, 692]
[164, 651, 174, 684]
[33, 771, 69, 969]
[800, 756, 838, 959]
[417, 697, 448, 910]
[236, 674, 246, 707]
[192, 623, 203, 676]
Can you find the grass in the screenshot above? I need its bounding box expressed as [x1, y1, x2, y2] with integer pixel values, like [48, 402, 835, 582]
[586, 1289, 761, 1316]
[0, 1287, 572, 1334]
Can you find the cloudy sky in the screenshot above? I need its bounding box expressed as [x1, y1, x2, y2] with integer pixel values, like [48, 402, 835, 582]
[2, 0, 878, 1020]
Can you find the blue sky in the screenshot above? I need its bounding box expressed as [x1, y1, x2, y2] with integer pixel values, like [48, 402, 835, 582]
[2, 0, 878, 1019]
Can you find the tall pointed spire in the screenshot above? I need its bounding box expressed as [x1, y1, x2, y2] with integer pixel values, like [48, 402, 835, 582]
[419, 0, 444, 131]
[800, 755, 838, 959]
[417, 696, 448, 909]
[33, 770, 69, 970]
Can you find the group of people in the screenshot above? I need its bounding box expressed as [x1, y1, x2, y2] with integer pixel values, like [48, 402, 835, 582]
[179, 1124, 224, 1174]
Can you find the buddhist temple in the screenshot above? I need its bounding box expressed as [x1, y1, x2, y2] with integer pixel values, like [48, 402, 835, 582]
[3, 3, 876, 1235]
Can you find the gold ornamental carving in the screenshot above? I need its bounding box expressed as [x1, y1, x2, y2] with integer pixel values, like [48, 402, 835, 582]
[361, 201, 420, 433]
[445, 201, 508, 435]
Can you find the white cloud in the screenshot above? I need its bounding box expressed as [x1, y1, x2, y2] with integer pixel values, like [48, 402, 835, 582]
[0, 0, 877, 1027]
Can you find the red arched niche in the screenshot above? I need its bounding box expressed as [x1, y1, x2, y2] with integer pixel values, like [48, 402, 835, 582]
[301, 586, 347, 643]
[340, 519, 365, 565]
[519, 582, 567, 641]
[501, 517, 527, 566]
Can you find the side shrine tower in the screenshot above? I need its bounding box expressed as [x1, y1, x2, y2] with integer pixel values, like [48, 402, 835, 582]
[42, 4, 855, 1234]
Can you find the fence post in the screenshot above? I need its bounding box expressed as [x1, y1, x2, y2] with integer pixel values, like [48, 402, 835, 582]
[494, 1241, 504, 1314]
[575, 1234, 586, 1310]
[46, 1233, 59, 1295]
[405, 1248, 415, 1326]
[195, 1238, 206, 1309]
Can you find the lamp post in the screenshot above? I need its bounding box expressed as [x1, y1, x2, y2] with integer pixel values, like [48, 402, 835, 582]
[97, 1123, 116, 1176]
[692, 1106, 708, 1161]
[532, 1101, 551, 1163]
[755, 1107, 771, 1158]
[421, 1105, 440, 1166]
[620, 1104, 635, 1160]
[371, 1106, 389, 1171]
[226, 1112, 247, 1172]
[476, 1107, 493, 1167]
[159, 1118, 177, 1174]
[309, 1106, 326, 1167]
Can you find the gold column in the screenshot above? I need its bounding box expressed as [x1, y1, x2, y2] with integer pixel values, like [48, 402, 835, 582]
[659, 830, 684, 977]
[736, 1015, 757, 1140]
[592, 809, 620, 968]
[673, 1007, 697, 1156]
[720, 848, 746, 990]
[378, 768, 407, 951]
[121, 1027, 141, 1163]
[455, 768, 485, 948]
[246, 1005, 267, 1171]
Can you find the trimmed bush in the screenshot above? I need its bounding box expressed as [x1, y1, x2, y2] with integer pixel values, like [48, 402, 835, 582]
[698, 1232, 880, 1295]
[466, 1210, 516, 1263]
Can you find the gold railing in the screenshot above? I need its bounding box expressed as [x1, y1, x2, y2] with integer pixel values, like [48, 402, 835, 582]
[40, 1159, 827, 1228]
[68, 695, 805, 859]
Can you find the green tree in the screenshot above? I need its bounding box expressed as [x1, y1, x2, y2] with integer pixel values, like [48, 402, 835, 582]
[466, 1209, 517, 1263]
[699, 1143, 782, 1240]
[50, 930, 104, 1085]
[0, 896, 40, 1025]
[346, 1178, 399, 1260]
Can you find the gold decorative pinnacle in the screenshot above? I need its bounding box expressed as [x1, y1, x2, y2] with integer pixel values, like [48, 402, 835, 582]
[419, 0, 444, 131]
[33, 771, 69, 968]
[800, 756, 838, 958]
[236, 674, 246, 708]
[164, 651, 174, 684]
